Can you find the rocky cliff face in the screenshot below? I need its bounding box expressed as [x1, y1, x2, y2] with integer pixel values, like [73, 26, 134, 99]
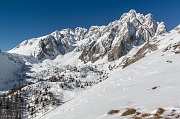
[9, 28, 88, 60]
[9, 10, 166, 62]
[79, 10, 167, 62]
[35, 28, 88, 60]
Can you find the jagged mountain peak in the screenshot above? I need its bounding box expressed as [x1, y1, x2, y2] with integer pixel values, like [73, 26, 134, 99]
[127, 9, 141, 18]
[120, 9, 137, 19]
[119, 9, 145, 22]
[128, 9, 137, 14]
[173, 24, 180, 31]
[79, 10, 167, 63]
[145, 13, 153, 19]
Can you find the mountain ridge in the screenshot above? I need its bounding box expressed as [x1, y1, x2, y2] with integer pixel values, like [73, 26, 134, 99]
[9, 10, 167, 62]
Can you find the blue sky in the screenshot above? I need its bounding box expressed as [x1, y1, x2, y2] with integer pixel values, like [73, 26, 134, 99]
[0, 0, 180, 51]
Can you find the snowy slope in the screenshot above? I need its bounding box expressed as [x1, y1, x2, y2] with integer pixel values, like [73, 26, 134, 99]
[0, 52, 25, 91]
[39, 26, 180, 119]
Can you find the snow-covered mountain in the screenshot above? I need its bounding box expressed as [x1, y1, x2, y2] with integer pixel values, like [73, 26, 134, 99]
[9, 10, 166, 62]
[79, 10, 166, 62]
[1, 10, 180, 119]
[38, 22, 180, 119]
[9, 28, 88, 60]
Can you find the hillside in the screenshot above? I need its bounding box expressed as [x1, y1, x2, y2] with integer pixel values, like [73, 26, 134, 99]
[0, 52, 25, 91]
[39, 25, 180, 119]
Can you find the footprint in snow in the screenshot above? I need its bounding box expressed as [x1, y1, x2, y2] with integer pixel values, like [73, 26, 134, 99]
[116, 84, 121, 87]
[103, 89, 106, 91]
[99, 114, 107, 118]
[123, 87, 128, 90]
[128, 76, 132, 80]
[110, 81, 116, 84]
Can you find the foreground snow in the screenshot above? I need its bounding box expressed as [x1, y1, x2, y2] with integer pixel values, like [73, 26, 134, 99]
[39, 30, 180, 119]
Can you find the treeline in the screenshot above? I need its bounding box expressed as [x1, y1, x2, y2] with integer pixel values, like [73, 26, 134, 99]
[0, 91, 27, 119]
[0, 65, 109, 118]
[0, 81, 62, 119]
